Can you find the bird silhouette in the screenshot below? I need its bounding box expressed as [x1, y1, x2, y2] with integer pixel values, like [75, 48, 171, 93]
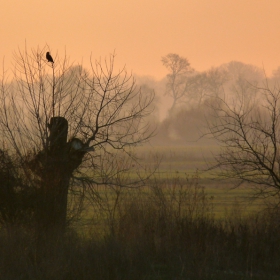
[46, 52, 54, 63]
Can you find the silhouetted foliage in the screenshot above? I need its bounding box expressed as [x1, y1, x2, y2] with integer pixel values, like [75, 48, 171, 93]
[208, 82, 280, 199]
[0, 150, 36, 228]
[0, 46, 154, 236]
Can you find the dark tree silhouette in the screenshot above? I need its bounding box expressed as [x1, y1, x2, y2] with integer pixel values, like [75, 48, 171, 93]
[208, 83, 280, 200]
[0, 46, 154, 237]
[46, 52, 54, 63]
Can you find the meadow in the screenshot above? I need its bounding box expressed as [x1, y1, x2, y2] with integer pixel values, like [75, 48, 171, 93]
[1, 144, 279, 279]
[133, 145, 265, 216]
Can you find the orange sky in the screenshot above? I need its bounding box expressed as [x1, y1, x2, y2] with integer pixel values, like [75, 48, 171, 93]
[1, 0, 280, 79]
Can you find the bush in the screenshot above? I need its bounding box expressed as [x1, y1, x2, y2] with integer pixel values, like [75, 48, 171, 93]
[0, 149, 36, 229]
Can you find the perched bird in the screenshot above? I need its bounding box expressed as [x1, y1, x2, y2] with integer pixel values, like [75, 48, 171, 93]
[46, 52, 54, 63]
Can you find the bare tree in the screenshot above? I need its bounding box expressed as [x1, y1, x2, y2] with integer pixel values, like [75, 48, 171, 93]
[161, 53, 193, 111]
[207, 81, 280, 201]
[0, 45, 154, 235]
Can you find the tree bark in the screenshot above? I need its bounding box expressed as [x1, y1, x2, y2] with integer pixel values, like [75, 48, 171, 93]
[33, 117, 86, 236]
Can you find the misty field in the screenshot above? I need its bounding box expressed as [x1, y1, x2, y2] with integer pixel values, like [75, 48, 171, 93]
[1, 145, 280, 280]
[79, 144, 264, 227]
[133, 145, 264, 215]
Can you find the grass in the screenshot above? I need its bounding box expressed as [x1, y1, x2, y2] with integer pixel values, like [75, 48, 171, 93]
[1, 144, 280, 279]
[1, 175, 280, 279]
[134, 144, 267, 215]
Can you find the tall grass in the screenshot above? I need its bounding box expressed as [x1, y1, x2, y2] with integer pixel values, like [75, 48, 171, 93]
[0, 174, 280, 279]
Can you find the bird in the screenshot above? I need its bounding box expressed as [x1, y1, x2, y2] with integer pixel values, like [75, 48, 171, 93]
[46, 52, 54, 63]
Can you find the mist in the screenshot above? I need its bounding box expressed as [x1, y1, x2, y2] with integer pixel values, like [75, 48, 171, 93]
[135, 59, 278, 149]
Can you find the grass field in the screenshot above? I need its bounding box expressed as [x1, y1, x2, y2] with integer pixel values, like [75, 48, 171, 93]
[73, 143, 268, 242]
[1, 144, 279, 279]
[132, 144, 266, 216]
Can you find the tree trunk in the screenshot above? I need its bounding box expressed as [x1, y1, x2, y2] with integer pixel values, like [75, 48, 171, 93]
[29, 117, 88, 237]
[35, 117, 70, 236]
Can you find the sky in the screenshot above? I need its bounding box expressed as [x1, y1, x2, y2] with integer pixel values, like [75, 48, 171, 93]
[1, 0, 280, 79]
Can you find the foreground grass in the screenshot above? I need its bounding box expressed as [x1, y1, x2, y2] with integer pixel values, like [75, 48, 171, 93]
[2, 216, 280, 280]
[1, 145, 279, 279]
[1, 175, 280, 280]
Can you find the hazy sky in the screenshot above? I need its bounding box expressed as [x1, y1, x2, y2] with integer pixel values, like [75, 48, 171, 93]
[1, 0, 280, 79]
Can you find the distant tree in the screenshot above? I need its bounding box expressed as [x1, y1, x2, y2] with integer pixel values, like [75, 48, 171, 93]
[269, 66, 280, 86]
[220, 61, 264, 102]
[272, 66, 280, 79]
[223, 61, 263, 82]
[187, 67, 228, 106]
[161, 53, 193, 111]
